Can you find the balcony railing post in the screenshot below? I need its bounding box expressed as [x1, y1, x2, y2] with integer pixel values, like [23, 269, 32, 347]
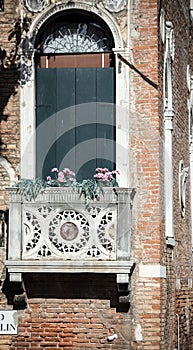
[117, 189, 132, 259]
[8, 193, 22, 261]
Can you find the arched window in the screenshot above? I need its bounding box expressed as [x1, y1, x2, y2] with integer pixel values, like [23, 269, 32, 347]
[36, 11, 114, 54]
[35, 10, 116, 181]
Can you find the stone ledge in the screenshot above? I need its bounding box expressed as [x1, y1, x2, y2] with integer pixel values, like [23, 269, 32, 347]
[5, 259, 135, 277]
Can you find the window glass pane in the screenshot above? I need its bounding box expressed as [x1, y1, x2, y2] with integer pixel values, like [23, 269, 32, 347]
[36, 12, 114, 54]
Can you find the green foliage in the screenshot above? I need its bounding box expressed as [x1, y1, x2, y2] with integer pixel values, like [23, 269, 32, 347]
[76, 179, 104, 207]
[14, 178, 106, 207]
[15, 178, 47, 201]
[14, 167, 119, 206]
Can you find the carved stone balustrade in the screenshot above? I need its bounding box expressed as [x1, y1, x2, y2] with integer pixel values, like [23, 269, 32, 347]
[5, 187, 135, 292]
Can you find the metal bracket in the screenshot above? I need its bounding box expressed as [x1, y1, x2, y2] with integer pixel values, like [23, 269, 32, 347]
[166, 236, 175, 247]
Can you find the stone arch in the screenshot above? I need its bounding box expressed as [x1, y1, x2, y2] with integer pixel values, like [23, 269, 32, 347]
[0, 157, 17, 210]
[0, 157, 17, 186]
[27, 1, 124, 51]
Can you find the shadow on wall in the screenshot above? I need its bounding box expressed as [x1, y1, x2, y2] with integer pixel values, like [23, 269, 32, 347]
[0, 16, 31, 151]
[2, 273, 130, 312]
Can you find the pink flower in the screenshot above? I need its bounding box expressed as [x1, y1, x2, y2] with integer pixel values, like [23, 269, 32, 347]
[112, 170, 120, 175]
[103, 172, 112, 182]
[63, 167, 70, 174]
[58, 171, 64, 178]
[51, 168, 58, 172]
[96, 167, 108, 173]
[46, 176, 51, 181]
[95, 167, 103, 172]
[58, 171, 64, 182]
[94, 173, 104, 179]
[69, 177, 76, 182]
[63, 168, 75, 176]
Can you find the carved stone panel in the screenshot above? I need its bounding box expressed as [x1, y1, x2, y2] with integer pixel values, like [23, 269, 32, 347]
[22, 205, 117, 260]
[101, 0, 126, 12]
[179, 160, 189, 218]
[25, 0, 48, 12]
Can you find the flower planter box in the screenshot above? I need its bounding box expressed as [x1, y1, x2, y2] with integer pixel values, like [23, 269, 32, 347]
[5, 187, 135, 282]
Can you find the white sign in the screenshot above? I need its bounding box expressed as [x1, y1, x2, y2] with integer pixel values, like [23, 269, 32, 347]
[0, 311, 18, 335]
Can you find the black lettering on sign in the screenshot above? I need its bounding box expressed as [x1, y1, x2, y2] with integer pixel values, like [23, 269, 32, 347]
[0, 314, 4, 321]
[0, 323, 16, 331]
[10, 324, 16, 331]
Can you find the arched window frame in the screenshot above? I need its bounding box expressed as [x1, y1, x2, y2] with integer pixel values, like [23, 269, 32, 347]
[20, 2, 130, 187]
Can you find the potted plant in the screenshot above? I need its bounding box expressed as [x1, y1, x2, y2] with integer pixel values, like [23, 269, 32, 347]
[14, 167, 120, 206]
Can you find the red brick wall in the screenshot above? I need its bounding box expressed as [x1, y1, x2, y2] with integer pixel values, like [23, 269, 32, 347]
[0, 299, 132, 350]
[159, 1, 193, 349]
[0, 1, 20, 174]
[130, 0, 161, 262]
[176, 280, 193, 350]
[129, 0, 164, 348]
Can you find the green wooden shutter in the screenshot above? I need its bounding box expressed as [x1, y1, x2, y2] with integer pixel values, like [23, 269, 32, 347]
[96, 68, 115, 171]
[36, 68, 57, 179]
[56, 69, 76, 174]
[75, 68, 97, 180]
[36, 67, 115, 180]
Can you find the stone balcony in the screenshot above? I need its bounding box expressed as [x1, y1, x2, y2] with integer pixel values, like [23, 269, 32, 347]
[5, 187, 135, 290]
